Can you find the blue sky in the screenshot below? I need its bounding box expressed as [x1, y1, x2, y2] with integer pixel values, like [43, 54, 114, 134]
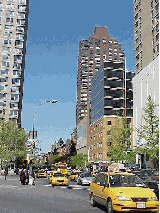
[21, 0, 135, 153]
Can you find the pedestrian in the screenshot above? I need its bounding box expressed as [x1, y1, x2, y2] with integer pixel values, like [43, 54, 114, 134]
[25, 170, 29, 185]
[4, 167, 8, 180]
[20, 168, 26, 185]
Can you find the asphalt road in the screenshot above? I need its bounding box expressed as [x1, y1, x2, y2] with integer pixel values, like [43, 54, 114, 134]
[0, 175, 159, 213]
[0, 175, 104, 213]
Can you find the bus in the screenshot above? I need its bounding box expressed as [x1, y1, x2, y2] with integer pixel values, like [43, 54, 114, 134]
[51, 162, 68, 175]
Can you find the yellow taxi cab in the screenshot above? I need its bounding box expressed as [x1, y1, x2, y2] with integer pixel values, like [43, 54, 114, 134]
[37, 169, 47, 178]
[51, 172, 68, 186]
[70, 171, 82, 181]
[89, 171, 159, 213]
[91, 171, 99, 177]
[48, 171, 53, 183]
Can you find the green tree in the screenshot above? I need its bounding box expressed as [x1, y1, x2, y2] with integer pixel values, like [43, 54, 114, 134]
[0, 120, 28, 167]
[107, 113, 135, 163]
[70, 153, 88, 168]
[49, 155, 61, 164]
[135, 95, 159, 160]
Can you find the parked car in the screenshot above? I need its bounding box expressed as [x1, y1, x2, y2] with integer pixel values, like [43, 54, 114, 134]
[77, 172, 93, 185]
[143, 169, 159, 182]
[129, 170, 159, 200]
[89, 171, 159, 213]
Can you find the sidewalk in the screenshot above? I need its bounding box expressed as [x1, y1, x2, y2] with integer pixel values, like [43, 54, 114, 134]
[0, 175, 35, 187]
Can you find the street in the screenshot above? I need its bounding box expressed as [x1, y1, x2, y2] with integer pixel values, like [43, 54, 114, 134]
[0, 175, 159, 213]
[0, 175, 104, 213]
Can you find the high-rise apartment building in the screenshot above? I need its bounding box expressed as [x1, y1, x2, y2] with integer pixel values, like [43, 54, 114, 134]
[0, 0, 29, 126]
[76, 26, 125, 125]
[133, 0, 159, 74]
[88, 61, 134, 163]
[133, 0, 159, 168]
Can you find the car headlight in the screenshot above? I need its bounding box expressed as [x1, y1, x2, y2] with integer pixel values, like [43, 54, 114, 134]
[114, 196, 131, 201]
[150, 197, 157, 201]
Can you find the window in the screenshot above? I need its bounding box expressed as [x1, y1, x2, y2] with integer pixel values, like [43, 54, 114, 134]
[11, 94, 19, 100]
[6, 10, 14, 15]
[0, 93, 7, 99]
[4, 39, 11, 44]
[14, 55, 22, 61]
[10, 102, 18, 108]
[0, 77, 8, 82]
[0, 2, 3, 8]
[19, 0, 26, 4]
[2, 53, 10, 59]
[107, 130, 111, 136]
[18, 5, 26, 11]
[3, 46, 11, 52]
[0, 85, 7, 91]
[16, 26, 24, 32]
[15, 40, 23, 47]
[10, 110, 18, 117]
[6, 17, 13, 23]
[1, 69, 8, 75]
[16, 33, 24, 39]
[107, 121, 112, 125]
[17, 12, 25, 18]
[12, 78, 20, 84]
[4, 32, 12, 37]
[6, 4, 14, 9]
[11, 86, 19, 92]
[1, 61, 9, 67]
[5, 25, 13, 30]
[17, 19, 25, 25]
[0, 101, 6, 106]
[13, 62, 22, 69]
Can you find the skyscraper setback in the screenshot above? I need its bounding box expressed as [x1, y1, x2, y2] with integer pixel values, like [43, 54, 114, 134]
[0, 0, 29, 126]
[76, 26, 125, 124]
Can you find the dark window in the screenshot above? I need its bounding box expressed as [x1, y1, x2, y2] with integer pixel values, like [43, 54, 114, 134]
[107, 121, 112, 125]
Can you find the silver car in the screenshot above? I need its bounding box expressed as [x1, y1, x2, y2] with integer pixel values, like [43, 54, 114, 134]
[77, 172, 93, 185]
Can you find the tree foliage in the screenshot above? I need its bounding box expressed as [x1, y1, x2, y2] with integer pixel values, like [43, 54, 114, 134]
[0, 120, 28, 165]
[49, 155, 61, 164]
[107, 113, 135, 163]
[135, 95, 159, 159]
[70, 153, 88, 168]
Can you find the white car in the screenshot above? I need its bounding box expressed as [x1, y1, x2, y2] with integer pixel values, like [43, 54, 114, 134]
[77, 172, 93, 185]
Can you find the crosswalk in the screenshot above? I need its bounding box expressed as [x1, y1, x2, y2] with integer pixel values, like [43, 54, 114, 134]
[43, 184, 90, 190]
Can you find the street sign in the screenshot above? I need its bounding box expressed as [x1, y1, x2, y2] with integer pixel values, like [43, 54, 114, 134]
[29, 131, 37, 139]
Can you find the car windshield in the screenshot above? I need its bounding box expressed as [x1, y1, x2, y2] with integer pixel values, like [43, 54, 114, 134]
[82, 173, 92, 178]
[109, 174, 147, 187]
[38, 170, 45, 173]
[72, 172, 81, 175]
[55, 166, 67, 169]
[134, 172, 153, 181]
[53, 173, 65, 177]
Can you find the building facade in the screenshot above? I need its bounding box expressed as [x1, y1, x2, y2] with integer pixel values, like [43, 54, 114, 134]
[133, 0, 159, 74]
[76, 26, 125, 125]
[88, 61, 134, 164]
[0, 0, 29, 126]
[133, 0, 159, 168]
[76, 117, 87, 155]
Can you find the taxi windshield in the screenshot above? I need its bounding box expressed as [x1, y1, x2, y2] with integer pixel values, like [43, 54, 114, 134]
[53, 173, 65, 177]
[72, 172, 82, 175]
[55, 166, 67, 169]
[109, 174, 147, 187]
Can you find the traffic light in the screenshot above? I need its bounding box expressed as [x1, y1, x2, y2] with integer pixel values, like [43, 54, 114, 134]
[32, 141, 35, 149]
[24, 159, 30, 165]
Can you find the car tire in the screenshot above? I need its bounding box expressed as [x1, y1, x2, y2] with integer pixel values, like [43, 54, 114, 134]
[107, 198, 113, 213]
[90, 193, 96, 207]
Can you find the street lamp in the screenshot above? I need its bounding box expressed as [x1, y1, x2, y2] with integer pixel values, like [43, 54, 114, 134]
[32, 100, 57, 141]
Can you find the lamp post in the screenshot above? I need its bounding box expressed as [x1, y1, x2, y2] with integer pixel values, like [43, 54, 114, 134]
[31, 100, 57, 163]
[32, 100, 57, 141]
